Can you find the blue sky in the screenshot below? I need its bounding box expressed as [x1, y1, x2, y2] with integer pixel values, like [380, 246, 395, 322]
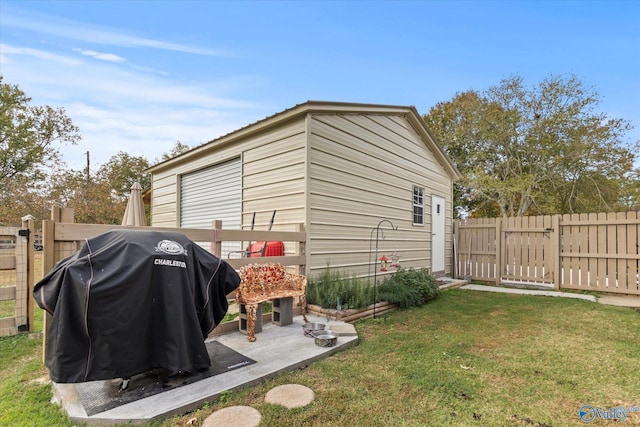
[1, 0, 639, 170]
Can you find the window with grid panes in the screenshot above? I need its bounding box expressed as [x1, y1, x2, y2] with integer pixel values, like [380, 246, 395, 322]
[413, 186, 424, 225]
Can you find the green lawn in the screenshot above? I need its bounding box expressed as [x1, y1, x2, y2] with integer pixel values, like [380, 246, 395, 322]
[1, 289, 639, 426]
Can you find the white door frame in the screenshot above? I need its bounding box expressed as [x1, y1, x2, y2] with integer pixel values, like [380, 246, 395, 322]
[431, 194, 446, 273]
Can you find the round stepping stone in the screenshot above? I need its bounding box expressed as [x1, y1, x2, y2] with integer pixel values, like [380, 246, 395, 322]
[265, 384, 315, 409]
[202, 405, 261, 427]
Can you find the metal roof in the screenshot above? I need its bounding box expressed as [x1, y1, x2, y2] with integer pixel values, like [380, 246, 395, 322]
[147, 100, 460, 180]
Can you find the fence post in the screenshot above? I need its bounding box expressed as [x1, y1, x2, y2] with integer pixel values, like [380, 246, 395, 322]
[452, 221, 458, 279]
[495, 218, 502, 286]
[20, 215, 35, 332]
[211, 220, 222, 258]
[295, 223, 306, 276]
[42, 206, 75, 274]
[551, 215, 561, 290]
[13, 220, 28, 331]
[42, 206, 75, 363]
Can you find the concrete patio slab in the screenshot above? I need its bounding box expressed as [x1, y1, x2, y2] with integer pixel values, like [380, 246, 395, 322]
[51, 314, 358, 425]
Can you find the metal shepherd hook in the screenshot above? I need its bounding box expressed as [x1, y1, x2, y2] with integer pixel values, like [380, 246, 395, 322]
[369, 219, 398, 318]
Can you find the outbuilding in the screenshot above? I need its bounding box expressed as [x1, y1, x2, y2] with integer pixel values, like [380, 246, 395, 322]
[147, 101, 460, 279]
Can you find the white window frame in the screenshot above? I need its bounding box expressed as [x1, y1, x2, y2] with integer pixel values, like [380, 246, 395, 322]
[413, 185, 425, 225]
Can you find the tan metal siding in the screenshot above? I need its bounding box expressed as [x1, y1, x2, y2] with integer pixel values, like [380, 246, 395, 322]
[242, 132, 304, 163]
[243, 174, 306, 201]
[150, 118, 307, 233]
[241, 129, 306, 231]
[149, 103, 455, 277]
[150, 173, 178, 227]
[308, 113, 453, 277]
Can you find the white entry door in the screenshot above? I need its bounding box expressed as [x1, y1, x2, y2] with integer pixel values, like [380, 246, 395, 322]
[431, 195, 446, 273]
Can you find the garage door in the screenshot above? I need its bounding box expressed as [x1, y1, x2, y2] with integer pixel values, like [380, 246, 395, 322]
[180, 158, 242, 254]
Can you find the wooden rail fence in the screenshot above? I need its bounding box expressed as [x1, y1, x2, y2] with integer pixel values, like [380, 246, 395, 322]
[43, 210, 306, 274]
[0, 217, 35, 336]
[455, 211, 640, 296]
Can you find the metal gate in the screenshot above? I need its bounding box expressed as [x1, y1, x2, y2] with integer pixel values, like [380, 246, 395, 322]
[0, 217, 35, 336]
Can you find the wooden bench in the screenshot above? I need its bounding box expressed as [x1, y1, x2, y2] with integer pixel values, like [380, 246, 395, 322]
[236, 263, 308, 342]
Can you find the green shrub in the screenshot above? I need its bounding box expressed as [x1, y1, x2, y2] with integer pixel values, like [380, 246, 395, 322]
[306, 267, 373, 310]
[377, 268, 440, 308]
[376, 279, 423, 309]
[306, 266, 440, 311]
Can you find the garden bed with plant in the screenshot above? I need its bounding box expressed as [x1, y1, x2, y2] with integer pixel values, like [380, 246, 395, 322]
[305, 267, 440, 321]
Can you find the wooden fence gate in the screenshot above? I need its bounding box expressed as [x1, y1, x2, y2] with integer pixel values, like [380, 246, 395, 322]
[455, 212, 640, 296]
[501, 216, 556, 286]
[0, 217, 35, 336]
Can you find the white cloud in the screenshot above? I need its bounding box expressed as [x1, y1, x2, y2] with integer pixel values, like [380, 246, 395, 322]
[1, 39, 263, 170]
[73, 48, 126, 63]
[3, 8, 229, 57]
[64, 102, 248, 169]
[0, 43, 81, 65]
[2, 42, 255, 108]
[0, 7, 270, 170]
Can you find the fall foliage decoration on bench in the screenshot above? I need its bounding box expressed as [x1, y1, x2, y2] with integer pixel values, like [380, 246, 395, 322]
[236, 263, 309, 342]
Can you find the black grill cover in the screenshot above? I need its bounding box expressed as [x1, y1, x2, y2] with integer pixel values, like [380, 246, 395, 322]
[33, 229, 240, 383]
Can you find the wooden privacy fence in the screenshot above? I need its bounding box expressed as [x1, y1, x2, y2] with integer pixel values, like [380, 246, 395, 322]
[0, 217, 36, 336]
[455, 211, 640, 296]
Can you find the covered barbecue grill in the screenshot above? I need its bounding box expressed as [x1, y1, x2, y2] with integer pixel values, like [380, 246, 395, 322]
[34, 229, 240, 383]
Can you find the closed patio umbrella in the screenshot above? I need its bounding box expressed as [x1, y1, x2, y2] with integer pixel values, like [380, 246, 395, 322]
[122, 182, 146, 226]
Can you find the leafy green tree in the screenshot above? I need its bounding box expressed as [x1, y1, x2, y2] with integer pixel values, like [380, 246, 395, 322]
[95, 151, 151, 200]
[422, 90, 502, 217]
[157, 140, 191, 163]
[8, 145, 185, 225]
[424, 74, 637, 217]
[45, 169, 124, 224]
[621, 168, 640, 210]
[46, 152, 151, 225]
[0, 77, 80, 191]
[0, 176, 51, 226]
[0, 77, 80, 225]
